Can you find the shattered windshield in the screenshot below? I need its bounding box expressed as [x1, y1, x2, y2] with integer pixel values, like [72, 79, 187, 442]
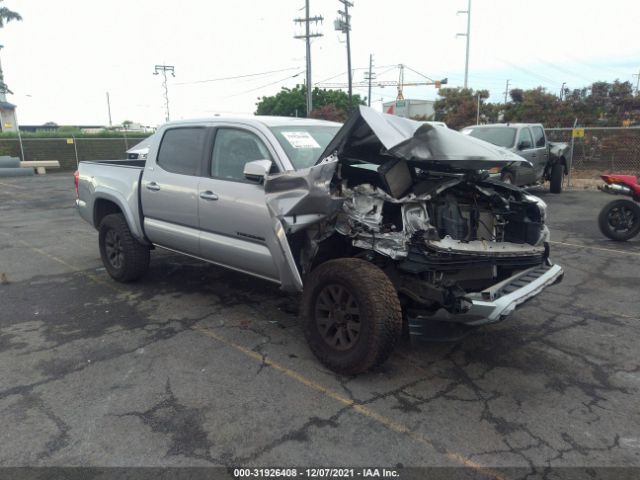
[462, 127, 517, 148]
[270, 125, 341, 169]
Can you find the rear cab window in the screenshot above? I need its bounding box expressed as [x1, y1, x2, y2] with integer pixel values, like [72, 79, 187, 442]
[157, 127, 207, 176]
[462, 127, 517, 149]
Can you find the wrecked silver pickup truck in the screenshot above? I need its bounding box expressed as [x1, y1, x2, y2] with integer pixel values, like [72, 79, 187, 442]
[76, 106, 563, 374]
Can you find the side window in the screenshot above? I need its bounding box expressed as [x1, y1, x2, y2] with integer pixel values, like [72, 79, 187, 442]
[157, 127, 206, 176]
[532, 126, 546, 148]
[211, 128, 272, 181]
[517, 128, 534, 149]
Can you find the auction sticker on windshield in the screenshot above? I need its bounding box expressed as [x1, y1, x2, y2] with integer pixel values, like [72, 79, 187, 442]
[281, 131, 321, 149]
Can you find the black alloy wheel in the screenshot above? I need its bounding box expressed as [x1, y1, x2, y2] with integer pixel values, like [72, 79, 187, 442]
[314, 284, 362, 351]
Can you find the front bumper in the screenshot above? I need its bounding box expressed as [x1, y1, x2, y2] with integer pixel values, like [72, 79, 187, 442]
[408, 261, 564, 332]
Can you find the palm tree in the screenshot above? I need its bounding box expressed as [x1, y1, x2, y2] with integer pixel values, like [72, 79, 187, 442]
[0, 1, 22, 28]
[0, 1, 21, 96]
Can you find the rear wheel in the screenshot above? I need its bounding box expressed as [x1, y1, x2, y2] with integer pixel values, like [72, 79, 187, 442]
[550, 163, 563, 193]
[598, 199, 640, 241]
[301, 258, 402, 375]
[99, 214, 150, 282]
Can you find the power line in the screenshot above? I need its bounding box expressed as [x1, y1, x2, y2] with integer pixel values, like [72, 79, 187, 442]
[172, 67, 302, 86]
[294, 0, 323, 115]
[227, 70, 305, 99]
[497, 59, 561, 86]
[313, 64, 396, 85]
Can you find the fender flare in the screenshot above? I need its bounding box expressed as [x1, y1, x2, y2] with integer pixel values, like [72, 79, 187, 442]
[93, 188, 147, 243]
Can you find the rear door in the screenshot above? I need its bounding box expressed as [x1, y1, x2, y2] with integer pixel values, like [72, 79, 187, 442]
[530, 125, 548, 180]
[514, 127, 537, 185]
[141, 126, 209, 255]
[197, 126, 281, 282]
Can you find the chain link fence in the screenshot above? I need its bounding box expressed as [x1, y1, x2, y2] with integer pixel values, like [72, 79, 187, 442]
[0, 137, 148, 171]
[2, 130, 638, 177]
[545, 127, 640, 178]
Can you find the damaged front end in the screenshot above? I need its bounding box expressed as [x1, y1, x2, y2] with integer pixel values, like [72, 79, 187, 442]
[264, 106, 563, 331]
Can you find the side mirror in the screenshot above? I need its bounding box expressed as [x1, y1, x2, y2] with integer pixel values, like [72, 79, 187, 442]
[243, 159, 272, 183]
[518, 140, 532, 150]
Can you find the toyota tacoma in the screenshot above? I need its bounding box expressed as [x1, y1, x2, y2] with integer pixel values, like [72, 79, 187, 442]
[75, 106, 563, 374]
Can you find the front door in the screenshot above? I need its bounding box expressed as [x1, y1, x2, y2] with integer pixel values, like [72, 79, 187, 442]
[141, 126, 208, 255]
[514, 127, 537, 185]
[530, 125, 549, 181]
[197, 127, 280, 282]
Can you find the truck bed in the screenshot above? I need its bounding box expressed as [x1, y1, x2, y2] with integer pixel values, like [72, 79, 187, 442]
[76, 159, 146, 240]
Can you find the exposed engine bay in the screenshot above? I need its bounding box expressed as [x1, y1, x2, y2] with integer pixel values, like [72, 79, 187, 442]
[263, 106, 559, 321]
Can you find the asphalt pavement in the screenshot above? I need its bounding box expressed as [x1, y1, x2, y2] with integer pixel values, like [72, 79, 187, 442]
[0, 173, 639, 478]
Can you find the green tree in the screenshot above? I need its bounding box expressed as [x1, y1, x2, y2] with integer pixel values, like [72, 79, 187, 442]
[0, 1, 22, 96]
[0, 0, 21, 27]
[255, 85, 365, 118]
[433, 88, 490, 129]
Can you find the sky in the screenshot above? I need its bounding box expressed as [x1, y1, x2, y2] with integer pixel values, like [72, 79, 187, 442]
[2, 0, 639, 127]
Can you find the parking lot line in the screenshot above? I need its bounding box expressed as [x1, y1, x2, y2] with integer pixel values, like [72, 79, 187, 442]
[549, 240, 640, 257]
[193, 325, 505, 479]
[0, 181, 28, 189]
[0, 233, 124, 294]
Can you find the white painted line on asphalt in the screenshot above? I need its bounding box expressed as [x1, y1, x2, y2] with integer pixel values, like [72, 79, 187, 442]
[550, 240, 640, 257]
[194, 325, 506, 480]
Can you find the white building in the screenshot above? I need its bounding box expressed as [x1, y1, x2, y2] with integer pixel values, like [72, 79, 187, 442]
[383, 99, 435, 120]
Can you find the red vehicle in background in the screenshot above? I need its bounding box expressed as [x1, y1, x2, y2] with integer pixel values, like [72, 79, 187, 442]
[598, 174, 640, 241]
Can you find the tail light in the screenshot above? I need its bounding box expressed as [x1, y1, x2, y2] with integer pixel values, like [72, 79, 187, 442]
[73, 170, 79, 197]
[601, 175, 615, 184]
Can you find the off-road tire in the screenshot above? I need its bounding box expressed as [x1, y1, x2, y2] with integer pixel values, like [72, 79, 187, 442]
[99, 213, 150, 282]
[598, 199, 640, 242]
[550, 163, 563, 194]
[301, 258, 402, 375]
[501, 171, 515, 185]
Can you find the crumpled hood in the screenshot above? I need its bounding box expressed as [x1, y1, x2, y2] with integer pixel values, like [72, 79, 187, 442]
[317, 105, 530, 169]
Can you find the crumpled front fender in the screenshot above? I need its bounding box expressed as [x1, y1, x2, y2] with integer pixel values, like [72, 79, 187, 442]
[263, 158, 342, 292]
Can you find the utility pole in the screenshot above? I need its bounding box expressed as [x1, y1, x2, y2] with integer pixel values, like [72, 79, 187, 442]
[153, 64, 175, 122]
[503, 79, 510, 104]
[456, 0, 471, 89]
[106, 92, 113, 127]
[363, 54, 375, 107]
[633, 70, 640, 96]
[335, 0, 354, 106]
[294, 1, 323, 116]
[560, 82, 566, 100]
[476, 93, 481, 125]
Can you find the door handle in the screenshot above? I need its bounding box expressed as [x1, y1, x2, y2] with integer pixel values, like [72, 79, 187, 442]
[199, 191, 219, 201]
[146, 182, 160, 191]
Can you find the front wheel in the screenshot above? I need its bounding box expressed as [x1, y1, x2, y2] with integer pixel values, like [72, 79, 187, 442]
[99, 213, 150, 282]
[598, 199, 640, 241]
[550, 163, 563, 193]
[300, 258, 402, 375]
